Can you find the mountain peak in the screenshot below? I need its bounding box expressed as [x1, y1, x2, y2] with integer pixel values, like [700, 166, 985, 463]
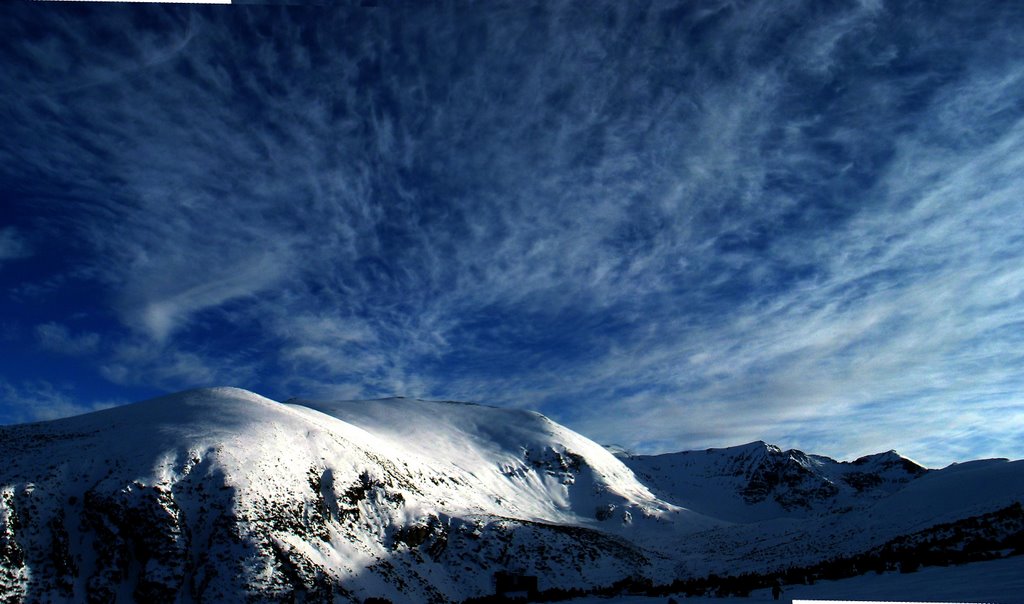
[709, 440, 784, 458]
[849, 449, 928, 475]
[620, 439, 932, 523]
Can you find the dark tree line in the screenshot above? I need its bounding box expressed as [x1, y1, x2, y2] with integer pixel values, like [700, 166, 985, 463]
[463, 501, 1024, 603]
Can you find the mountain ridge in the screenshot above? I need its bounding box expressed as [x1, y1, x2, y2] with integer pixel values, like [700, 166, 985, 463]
[1, 387, 1020, 603]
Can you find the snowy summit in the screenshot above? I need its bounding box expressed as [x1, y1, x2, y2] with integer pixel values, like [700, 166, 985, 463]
[1, 388, 1021, 602]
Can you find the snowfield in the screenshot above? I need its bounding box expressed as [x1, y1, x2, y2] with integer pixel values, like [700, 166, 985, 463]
[0, 387, 1021, 603]
[564, 555, 1024, 604]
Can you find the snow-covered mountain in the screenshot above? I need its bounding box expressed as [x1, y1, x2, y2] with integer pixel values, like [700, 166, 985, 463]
[286, 396, 705, 532]
[618, 441, 927, 523]
[618, 442, 1023, 579]
[0, 388, 697, 602]
[0, 387, 1021, 603]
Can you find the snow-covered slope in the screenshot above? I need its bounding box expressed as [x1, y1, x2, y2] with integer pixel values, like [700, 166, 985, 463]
[287, 397, 711, 533]
[0, 387, 1020, 603]
[620, 441, 927, 523]
[564, 556, 1024, 604]
[0, 388, 695, 603]
[636, 446, 1024, 577]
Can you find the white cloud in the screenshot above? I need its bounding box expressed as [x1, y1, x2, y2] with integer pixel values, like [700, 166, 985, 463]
[124, 250, 291, 341]
[0, 227, 30, 264]
[559, 57, 1024, 466]
[99, 338, 257, 391]
[0, 379, 117, 424]
[2, 2, 1023, 465]
[35, 322, 100, 355]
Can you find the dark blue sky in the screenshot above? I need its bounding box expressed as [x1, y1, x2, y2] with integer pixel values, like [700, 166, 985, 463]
[2, 0, 1024, 466]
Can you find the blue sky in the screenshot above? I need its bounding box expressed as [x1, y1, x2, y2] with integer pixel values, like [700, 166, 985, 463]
[2, 1, 1023, 467]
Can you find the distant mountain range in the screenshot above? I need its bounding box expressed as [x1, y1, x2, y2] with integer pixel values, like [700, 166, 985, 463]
[0, 387, 1021, 602]
[617, 440, 927, 523]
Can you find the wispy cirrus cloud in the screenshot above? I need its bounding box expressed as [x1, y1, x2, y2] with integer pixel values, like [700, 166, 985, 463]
[1, 2, 1022, 466]
[0, 379, 117, 424]
[35, 322, 100, 355]
[562, 55, 1024, 466]
[0, 227, 30, 264]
